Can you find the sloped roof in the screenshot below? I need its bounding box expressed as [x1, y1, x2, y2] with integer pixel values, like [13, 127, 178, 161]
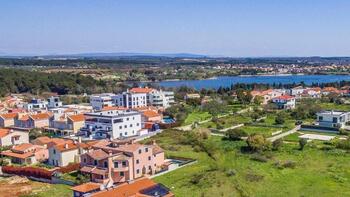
[86, 149, 109, 160]
[142, 110, 160, 118]
[68, 114, 85, 122]
[0, 113, 18, 119]
[0, 128, 10, 138]
[71, 182, 101, 193]
[130, 87, 154, 94]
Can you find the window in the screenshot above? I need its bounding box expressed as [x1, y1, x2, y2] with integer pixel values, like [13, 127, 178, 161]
[149, 166, 152, 170]
[122, 161, 126, 166]
[130, 124, 133, 127]
[124, 125, 127, 128]
[319, 116, 323, 121]
[125, 132, 127, 136]
[138, 149, 142, 154]
[136, 169, 140, 174]
[148, 156, 151, 161]
[127, 118, 129, 121]
[136, 123, 140, 126]
[100, 175, 103, 179]
[333, 117, 338, 123]
[119, 126, 122, 129]
[114, 162, 118, 168]
[104, 161, 108, 168]
[83, 158, 87, 163]
[53, 149, 56, 154]
[120, 172, 124, 176]
[145, 148, 149, 152]
[136, 159, 139, 164]
[94, 160, 98, 166]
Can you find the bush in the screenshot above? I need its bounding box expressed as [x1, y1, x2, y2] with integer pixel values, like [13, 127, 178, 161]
[226, 169, 236, 177]
[275, 115, 285, 125]
[245, 173, 264, 182]
[225, 129, 248, 141]
[274, 160, 297, 169]
[246, 134, 271, 152]
[250, 154, 269, 162]
[272, 138, 283, 151]
[299, 138, 308, 150]
[335, 139, 350, 150]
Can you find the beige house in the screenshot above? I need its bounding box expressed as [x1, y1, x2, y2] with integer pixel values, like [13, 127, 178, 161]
[1, 143, 48, 165]
[0, 128, 29, 147]
[0, 113, 17, 127]
[48, 140, 90, 167]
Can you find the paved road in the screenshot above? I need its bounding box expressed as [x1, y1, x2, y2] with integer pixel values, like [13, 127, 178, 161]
[267, 125, 301, 142]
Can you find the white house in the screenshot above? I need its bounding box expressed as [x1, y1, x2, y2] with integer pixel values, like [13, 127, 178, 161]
[316, 111, 350, 129]
[23, 98, 48, 111]
[82, 109, 142, 139]
[272, 95, 296, 109]
[47, 96, 63, 108]
[0, 128, 29, 147]
[113, 91, 148, 109]
[90, 94, 115, 110]
[48, 140, 89, 167]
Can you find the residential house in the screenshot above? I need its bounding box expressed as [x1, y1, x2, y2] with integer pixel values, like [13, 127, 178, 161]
[48, 139, 90, 167]
[90, 94, 115, 111]
[289, 86, 306, 98]
[73, 177, 174, 197]
[0, 113, 17, 127]
[49, 113, 85, 134]
[23, 98, 48, 111]
[81, 109, 142, 139]
[184, 93, 201, 100]
[1, 143, 48, 165]
[316, 111, 350, 129]
[272, 95, 296, 109]
[80, 140, 165, 184]
[47, 96, 63, 108]
[0, 128, 29, 147]
[15, 113, 52, 129]
[302, 87, 321, 98]
[251, 89, 284, 104]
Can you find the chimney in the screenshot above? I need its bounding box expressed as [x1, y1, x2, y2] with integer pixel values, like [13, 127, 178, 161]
[152, 140, 156, 145]
[64, 143, 69, 149]
[108, 150, 113, 156]
[9, 129, 14, 133]
[78, 137, 82, 143]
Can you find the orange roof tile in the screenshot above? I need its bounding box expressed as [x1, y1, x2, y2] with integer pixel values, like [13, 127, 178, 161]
[1, 150, 34, 159]
[0, 113, 18, 119]
[12, 143, 35, 152]
[68, 114, 85, 122]
[71, 182, 101, 193]
[30, 113, 51, 120]
[0, 128, 10, 138]
[274, 95, 295, 100]
[86, 149, 109, 160]
[54, 142, 90, 152]
[101, 106, 127, 111]
[142, 110, 160, 118]
[91, 178, 158, 197]
[130, 87, 154, 94]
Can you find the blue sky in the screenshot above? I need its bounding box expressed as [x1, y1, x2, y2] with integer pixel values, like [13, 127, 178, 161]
[1, 0, 350, 57]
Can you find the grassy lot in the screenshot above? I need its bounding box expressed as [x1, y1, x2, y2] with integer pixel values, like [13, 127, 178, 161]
[240, 125, 282, 136]
[200, 113, 252, 129]
[183, 110, 212, 125]
[319, 102, 350, 111]
[23, 184, 71, 197]
[148, 129, 350, 197]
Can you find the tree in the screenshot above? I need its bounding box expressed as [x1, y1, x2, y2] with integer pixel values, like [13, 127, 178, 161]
[299, 138, 308, 150]
[272, 138, 283, 150]
[225, 129, 247, 141]
[202, 100, 227, 117]
[275, 115, 285, 125]
[246, 134, 271, 152]
[253, 96, 263, 105]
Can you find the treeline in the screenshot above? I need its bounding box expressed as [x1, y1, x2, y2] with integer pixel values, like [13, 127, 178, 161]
[0, 68, 110, 96]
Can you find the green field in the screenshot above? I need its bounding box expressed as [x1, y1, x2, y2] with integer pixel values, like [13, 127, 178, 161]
[149, 129, 350, 197]
[319, 102, 350, 111]
[183, 110, 212, 125]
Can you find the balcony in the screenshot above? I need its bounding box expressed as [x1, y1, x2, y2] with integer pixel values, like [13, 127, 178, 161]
[112, 166, 129, 172]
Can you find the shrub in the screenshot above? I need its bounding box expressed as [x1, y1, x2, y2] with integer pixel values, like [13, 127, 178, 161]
[275, 115, 285, 125]
[274, 160, 297, 169]
[335, 139, 350, 150]
[250, 154, 269, 162]
[225, 128, 248, 141]
[272, 138, 283, 151]
[226, 169, 236, 177]
[245, 173, 264, 182]
[299, 138, 308, 150]
[246, 134, 271, 152]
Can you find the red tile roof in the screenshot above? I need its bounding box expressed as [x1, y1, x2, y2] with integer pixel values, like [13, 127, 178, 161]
[71, 182, 101, 193]
[0, 128, 10, 138]
[274, 95, 294, 100]
[68, 114, 85, 122]
[0, 113, 18, 119]
[142, 110, 160, 118]
[130, 87, 154, 94]
[91, 178, 162, 197]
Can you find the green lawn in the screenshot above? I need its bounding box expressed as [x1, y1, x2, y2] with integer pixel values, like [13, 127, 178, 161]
[149, 129, 350, 197]
[183, 110, 212, 125]
[22, 183, 71, 197]
[319, 102, 350, 111]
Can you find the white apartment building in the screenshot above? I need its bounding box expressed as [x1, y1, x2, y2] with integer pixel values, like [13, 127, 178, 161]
[90, 93, 115, 110]
[47, 96, 63, 108]
[82, 109, 142, 139]
[24, 98, 48, 111]
[148, 90, 175, 108]
[113, 91, 147, 109]
[316, 111, 350, 129]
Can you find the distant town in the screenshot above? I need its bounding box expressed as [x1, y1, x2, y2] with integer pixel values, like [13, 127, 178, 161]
[2, 63, 350, 196]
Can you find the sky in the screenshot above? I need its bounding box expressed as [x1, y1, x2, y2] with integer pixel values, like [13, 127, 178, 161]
[1, 0, 350, 57]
